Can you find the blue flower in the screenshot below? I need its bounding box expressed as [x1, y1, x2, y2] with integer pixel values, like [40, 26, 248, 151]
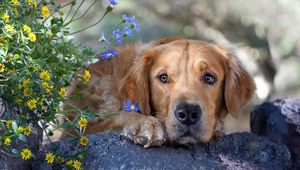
[112, 29, 122, 44]
[123, 100, 140, 112]
[99, 49, 118, 60]
[123, 27, 133, 37]
[122, 14, 128, 23]
[108, 0, 117, 6]
[99, 32, 109, 44]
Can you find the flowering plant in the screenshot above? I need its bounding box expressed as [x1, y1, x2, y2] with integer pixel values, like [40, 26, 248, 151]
[0, 0, 139, 169]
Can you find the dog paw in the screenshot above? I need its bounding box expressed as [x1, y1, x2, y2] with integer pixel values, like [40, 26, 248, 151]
[122, 116, 166, 148]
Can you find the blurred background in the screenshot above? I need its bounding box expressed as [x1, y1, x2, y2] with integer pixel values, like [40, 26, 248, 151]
[60, 0, 300, 102]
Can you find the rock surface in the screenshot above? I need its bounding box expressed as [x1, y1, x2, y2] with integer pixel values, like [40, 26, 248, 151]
[251, 98, 300, 169]
[32, 132, 290, 170]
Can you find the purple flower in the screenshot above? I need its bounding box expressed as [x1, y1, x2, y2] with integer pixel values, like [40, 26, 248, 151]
[99, 49, 118, 60]
[112, 29, 122, 44]
[121, 14, 140, 31]
[123, 27, 133, 37]
[122, 14, 128, 23]
[108, 0, 117, 6]
[123, 100, 140, 112]
[99, 32, 109, 44]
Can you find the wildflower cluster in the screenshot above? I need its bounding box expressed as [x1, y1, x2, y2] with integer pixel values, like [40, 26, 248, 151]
[0, 0, 139, 169]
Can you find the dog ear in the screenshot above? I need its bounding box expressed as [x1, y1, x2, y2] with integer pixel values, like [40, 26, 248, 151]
[119, 50, 156, 115]
[215, 46, 256, 118]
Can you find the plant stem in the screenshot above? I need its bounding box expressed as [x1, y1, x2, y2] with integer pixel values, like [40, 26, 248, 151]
[67, 10, 109, 35]
[72, 0, 98, 22]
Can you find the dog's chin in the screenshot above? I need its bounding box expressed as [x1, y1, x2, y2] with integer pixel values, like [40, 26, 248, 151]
[167, 130, 200, 145]
[176, 136, 198, 145]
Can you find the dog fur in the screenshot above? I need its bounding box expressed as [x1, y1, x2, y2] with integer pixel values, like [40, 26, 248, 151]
[63, 36, 255, 147]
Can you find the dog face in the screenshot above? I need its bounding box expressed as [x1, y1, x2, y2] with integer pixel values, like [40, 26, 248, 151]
[120, 39, 255, 144]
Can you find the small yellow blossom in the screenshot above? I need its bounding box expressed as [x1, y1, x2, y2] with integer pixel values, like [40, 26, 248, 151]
[11, 0, 19, 5]
[57, 156, 64, 164]
[28, 0, 34, 6]
[83, 70, 91, 82]
[41, 6, 50, 17]
[2, 13, 10, 23]
[33, 66, 39, 71]
[66, 160, 73, 166]
[27, 99, 37, 109]
[28, 32, 36, 42]
[77, 117, 88, 127]
[5, 24, 15, 33]
[80, 136, 89, 146]
[5, 120, 16, 128]
[4, 137, 12, 146]
[41, 81, 49, 89]
[58, 87, 66, 97]
[72, 160, 81, 170]
[23, 78, 31, 87]
[20, 148, 32, 160]
[23, 88, 32, 97]
[8, 69, 17, 75]
[41, 82, 53, 94]
[23, 24, 31, 34]
[23, 126, 31, 136]
[0, 64, 5, 73]
[39, 101, 44, 106]
[17, 126, 24, 133]
[16, 98, 23, 105]
[39, 70, 50, 81]
[45, 153, 55, 164]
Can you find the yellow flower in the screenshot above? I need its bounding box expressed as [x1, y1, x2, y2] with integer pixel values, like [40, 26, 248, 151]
[72, 160, 81, 170]
[23, 24, 31, 34]
[28, 32, 36, 42]
[41, 82, 53, 94]
[80, 136, 89, 146]
[8, 70, 17, 75]
[27, 99, 37, 109]
[83, 70, 91, 82]
[23, 78, 31, 87]
[23, 126, 31, 136]
[41, 81, 49, 88]
[5, 24, 15, 33]
[33, 66, 39, 71]
[41, 6, 50, 17]
[20, 148, 32, 160]
[0, 63, 5, 73]
[17, 126, 24, 133]
[45, 153, 55, 164]
[11, 0, 19, 5]
[4, 137, 12, 146]
[23, 88, 32, 97]
[58, 87, 66, 97]
[57, 156, 64, 164]
[77, 117, 88, 127]
[2, 13, 10, 23]
[16, 98, 23, 105]
[5, 120, 16, 128]
[66, 160, 73, 166]
[39, 70, 50, 81]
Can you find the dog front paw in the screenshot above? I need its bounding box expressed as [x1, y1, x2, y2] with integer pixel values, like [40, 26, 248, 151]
[122, 116, 166, 148]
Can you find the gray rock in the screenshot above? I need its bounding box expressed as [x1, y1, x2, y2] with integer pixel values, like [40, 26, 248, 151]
[251, 98, 300, 169]
[80, 132, 290, 170]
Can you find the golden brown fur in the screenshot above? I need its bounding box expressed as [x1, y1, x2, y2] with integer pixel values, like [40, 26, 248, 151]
[63, 36, 255, 147]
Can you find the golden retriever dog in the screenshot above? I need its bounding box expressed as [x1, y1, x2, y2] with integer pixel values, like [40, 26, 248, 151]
[63, 36, 255, 147]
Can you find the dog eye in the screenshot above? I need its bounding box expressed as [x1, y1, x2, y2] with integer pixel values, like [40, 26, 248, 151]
[203, 73, 216, 85]
[158, 74, 169, 83]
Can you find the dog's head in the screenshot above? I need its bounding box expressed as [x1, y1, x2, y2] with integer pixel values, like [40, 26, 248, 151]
[120, 38, 255, 144]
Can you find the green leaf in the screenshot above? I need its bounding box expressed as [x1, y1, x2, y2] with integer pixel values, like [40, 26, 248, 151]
[18, 134, 27, 143]
[11, 148, 19, 155]
[11, 122, 18, 132]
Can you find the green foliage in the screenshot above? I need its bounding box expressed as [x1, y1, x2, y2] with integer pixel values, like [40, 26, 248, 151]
[0, 0, 136, 169]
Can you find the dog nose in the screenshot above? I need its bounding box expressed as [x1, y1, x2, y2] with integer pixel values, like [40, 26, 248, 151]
[175, 103, 202, 126]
